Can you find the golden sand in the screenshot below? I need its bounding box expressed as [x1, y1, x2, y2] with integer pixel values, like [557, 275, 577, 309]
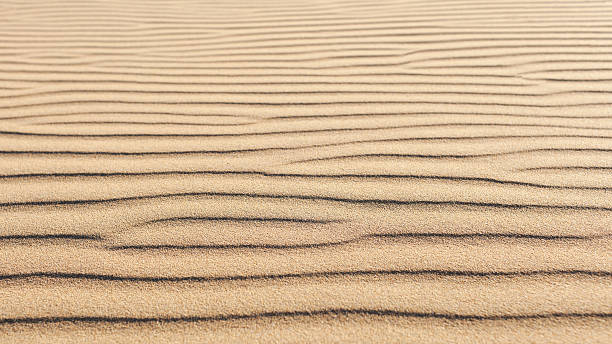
[0, 0, 611, 342]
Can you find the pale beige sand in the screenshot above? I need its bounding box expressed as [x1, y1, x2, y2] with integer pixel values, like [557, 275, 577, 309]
[1, 0, 612, 342]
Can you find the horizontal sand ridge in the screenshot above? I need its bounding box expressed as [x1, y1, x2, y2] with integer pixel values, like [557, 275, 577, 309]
[2, 0, 612, 343]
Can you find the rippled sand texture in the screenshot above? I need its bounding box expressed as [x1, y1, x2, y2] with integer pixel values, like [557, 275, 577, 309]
[1, 0, 612, 343]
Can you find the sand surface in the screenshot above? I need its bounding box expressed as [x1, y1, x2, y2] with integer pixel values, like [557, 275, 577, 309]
[1, 0, 611, 342]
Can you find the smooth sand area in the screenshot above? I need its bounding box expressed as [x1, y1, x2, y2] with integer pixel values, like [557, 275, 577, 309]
[0, 0, 611, 342]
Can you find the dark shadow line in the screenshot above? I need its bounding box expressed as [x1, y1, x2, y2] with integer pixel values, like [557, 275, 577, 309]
[268, 112, 612, 120]
[286, 151, 610, 163]
[0, 80, 529, 90]
[142, 216, 341, 225]
[34, 121, 254, 126]
[1, 309, 611, 325]
[0, 69, 527, 78]
[108, 232, 612, 251]
[2, 139, 612, 157]
[3, 122, 612, 138]
[1, 269, 609, 283]
[517, 166, 612, 171]
[1, 111, 608, 122]
[4, 89, 612, 99]
[1, 171, 610, 191]
[0, 112, 256, 121]
[0, 234, 102, 241]
[5, 146, 612, 157]
[2, 100, 612, 112]
[1, 309, 610, 325]
[2, 192, 611, 211]
[533, 78, 612, 82]
[3, 124, 612, 138]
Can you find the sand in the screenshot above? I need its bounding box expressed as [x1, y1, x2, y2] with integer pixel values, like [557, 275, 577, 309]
[0, 0, 611, 342]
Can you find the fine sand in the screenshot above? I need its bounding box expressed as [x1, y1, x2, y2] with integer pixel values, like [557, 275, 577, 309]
[1, 0, 611, 343]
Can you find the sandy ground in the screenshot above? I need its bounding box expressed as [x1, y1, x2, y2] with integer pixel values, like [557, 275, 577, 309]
[0, 0, 611, 342]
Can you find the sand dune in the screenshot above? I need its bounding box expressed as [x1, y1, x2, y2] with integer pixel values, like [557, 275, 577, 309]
[1, 0, 611, 342]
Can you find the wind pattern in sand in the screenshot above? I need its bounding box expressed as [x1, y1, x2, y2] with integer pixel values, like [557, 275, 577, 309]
[0, 0, 611, 343]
